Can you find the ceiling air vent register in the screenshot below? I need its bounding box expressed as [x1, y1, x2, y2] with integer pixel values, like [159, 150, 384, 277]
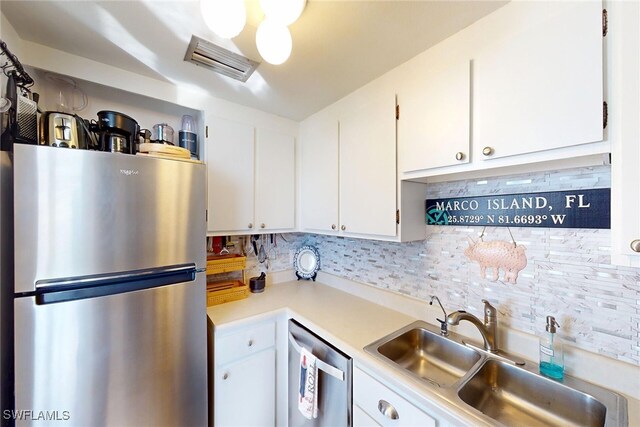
[184, 35, 259, 82]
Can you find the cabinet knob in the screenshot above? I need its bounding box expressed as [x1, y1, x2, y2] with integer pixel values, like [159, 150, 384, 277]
[248, 223, 253, 229]
[331, 224, 336, 230]
[378, 400, 399, 420]
[260, 223, 266, 229]
[455, 152, 465, 161]
[341, 225, 346, 231]
[631, 240, 640, 253]
[248, 339, 254, 347]
[482, 146, 494, 156]
[222, 372, 229, 380]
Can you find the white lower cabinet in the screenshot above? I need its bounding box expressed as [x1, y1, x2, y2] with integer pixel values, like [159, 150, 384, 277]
[354, 367, 436, 427]
[354, 403, 381, 426]
[216, 348, 276, 427]
[214, 320, 277, 427]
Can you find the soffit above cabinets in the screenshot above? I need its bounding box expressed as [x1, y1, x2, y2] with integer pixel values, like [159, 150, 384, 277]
[0, 0, 507, 121]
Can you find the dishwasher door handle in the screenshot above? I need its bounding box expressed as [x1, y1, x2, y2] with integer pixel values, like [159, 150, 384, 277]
[288, 332, 345, 381]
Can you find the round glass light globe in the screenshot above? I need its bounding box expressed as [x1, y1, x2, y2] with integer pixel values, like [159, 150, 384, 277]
[256, 19, 292, 65]
[200, 0, 246, 39]
[259, 0, 307, 26]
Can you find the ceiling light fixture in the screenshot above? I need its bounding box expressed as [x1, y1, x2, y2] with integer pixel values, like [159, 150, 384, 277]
[200, 0, 246, 39]
[256, 18, 292, 66]
[259, 0, 307, 26]
[199, 0, 306, 66]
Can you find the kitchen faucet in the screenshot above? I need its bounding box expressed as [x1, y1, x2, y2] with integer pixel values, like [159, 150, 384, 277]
[429, 295, 449, 336]
[447, 299, 498, 353]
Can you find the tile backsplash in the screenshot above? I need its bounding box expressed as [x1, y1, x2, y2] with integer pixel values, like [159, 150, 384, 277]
[239, 165, 640, 366]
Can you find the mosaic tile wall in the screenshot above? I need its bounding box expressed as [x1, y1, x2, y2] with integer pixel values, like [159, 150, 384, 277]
[209, 233, 309, 282]
[226, 165, 640, 366]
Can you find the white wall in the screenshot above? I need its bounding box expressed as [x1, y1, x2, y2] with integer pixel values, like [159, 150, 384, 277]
[0, 12, 23, 58]
[1, 14, 298, 165]
[0, 13, 25, 120]
[0, 10, 298, 140]
[17, 39, 298, 136]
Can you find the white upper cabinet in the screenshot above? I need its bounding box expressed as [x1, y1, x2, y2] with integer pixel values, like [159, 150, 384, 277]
[339, 94, 397, 237]
[206, 116, 295, 235]
[473, 1, 604, 160]
[398, 59, 470, 172]
[300, 98, 427, 242]
[255, 129, 296, 231]
[610, 0, 640, 267]
[207, 117, 255, 233]
[299, 112, 339, 233]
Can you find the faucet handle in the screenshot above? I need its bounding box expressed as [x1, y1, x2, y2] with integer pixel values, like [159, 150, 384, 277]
[429, 296, 450, 336]
[481, 299, 497, 324]
[436, 318, 449, 336]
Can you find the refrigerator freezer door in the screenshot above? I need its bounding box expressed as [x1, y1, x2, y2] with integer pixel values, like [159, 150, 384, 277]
[14, 274, 207, 427]
[13, 144, 206, 293]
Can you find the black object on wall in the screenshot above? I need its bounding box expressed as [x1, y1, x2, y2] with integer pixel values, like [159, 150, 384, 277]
[426, 188, 611, 229]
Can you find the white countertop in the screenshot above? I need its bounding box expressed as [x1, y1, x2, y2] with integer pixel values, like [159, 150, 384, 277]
[207, 277, 413, 352]
[207, 271, 639, 426]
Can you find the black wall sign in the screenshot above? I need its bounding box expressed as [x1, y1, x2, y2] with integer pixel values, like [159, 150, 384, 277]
[426, 188, 610, 229]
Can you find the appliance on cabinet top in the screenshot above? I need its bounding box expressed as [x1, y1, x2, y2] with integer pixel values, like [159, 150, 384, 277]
[39, 109, 141, 154]
[94, 110, 140, 154]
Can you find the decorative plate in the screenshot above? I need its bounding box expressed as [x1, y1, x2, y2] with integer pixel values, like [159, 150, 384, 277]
[293, 245, 320, 280]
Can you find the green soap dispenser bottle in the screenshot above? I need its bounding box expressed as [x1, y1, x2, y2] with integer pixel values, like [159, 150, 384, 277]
[540, 315, 564, 380]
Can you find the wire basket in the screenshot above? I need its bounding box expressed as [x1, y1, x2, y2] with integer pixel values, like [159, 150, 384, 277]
[206, 279, 249, 306]
[206, 254, 246, 275]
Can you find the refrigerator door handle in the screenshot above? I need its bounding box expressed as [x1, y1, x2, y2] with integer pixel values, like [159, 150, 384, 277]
[29, 264, 198, 305]
[288, 332, 345, 381]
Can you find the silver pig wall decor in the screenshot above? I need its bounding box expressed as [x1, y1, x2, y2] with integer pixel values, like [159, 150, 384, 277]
[464, 237, 528, 284]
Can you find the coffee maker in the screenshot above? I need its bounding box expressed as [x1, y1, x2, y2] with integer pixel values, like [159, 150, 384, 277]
[95, 110, 139, 154]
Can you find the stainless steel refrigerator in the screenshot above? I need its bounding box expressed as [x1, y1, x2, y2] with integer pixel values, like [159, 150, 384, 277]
[1, 144, 207, 426]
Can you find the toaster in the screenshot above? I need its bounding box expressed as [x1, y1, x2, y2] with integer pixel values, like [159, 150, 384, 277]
[40, 112, 85, 149]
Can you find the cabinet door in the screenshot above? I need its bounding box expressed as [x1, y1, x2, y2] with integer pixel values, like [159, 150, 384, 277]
[339, 94, 397, 237]
[474, 1, 603, 160]
[300, 113, 339, 232]
[255, 129, 295, 231]
[354, 404, 382, 427]
[207, 118, 255, 233]
[611, 0, 640, 266]
[215, 348, 276, 427]
[353, 368, 436, 427]
[398, 60, 470, 172]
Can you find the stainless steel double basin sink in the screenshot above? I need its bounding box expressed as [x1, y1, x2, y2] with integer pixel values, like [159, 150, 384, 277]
[364, 321, 628, 427]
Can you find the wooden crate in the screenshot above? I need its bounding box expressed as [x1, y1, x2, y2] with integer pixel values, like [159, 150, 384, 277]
[206, 279, 249, 306]
[206, 254, 246, 275]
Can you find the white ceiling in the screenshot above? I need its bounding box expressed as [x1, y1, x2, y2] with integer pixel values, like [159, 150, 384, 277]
[1, 0, 507, 121]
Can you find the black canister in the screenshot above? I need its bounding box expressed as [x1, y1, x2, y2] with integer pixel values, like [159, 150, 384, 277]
[249, 272, 266, 293]
[178, 130, 198, 159]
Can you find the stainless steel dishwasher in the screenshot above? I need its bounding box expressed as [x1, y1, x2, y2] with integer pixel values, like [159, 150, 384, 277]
[288, 319, 353, 426]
